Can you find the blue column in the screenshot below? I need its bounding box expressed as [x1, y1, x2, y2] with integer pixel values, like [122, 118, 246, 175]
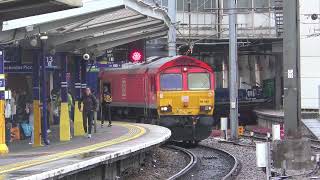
[0, 48, 8, 154]
[60, 54, 68, 103]
[32, 50, 42, 146]
[81, 60, 87, 92]
[74, 56, 84, 136]
[41, 45, 49, 145]
[74, 56, 81, 100]
[59, 53, 70, 141]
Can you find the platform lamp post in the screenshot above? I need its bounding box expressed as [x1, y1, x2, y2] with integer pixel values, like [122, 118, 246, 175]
[40, 33, 50, 145]
[0, 49, 8, 154]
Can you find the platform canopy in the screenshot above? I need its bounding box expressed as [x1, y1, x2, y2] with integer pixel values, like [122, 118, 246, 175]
[0, 0, 170, 57]
[0, 0, 82, 21]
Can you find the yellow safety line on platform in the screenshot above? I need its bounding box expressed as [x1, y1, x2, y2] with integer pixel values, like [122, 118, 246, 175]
[0, 122, 146, 174]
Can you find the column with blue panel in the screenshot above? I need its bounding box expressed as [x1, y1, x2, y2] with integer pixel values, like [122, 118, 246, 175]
[41, 48, 49, 145]
[0, 49, 8, 154]
[59, 53, 70, 141]
[74, 56, 84, 136]
[32, 50, 42, 147]
[80, 59, 87, 134]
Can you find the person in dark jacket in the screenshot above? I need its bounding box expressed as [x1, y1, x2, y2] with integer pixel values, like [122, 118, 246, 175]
[78, 87, 98, 138]
[101, 85, 112, 128]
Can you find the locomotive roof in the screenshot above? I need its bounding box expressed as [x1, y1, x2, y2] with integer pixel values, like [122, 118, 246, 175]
[104, 55, 213, 72]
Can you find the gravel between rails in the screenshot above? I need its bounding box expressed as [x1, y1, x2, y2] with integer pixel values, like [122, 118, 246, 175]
[123, 146, 190, 180]
[202, 137, 265, 180]
[182, 145, 235, 180]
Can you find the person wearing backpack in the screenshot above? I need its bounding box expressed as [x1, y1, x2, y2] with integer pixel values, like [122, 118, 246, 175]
[78, 87, 98, 138]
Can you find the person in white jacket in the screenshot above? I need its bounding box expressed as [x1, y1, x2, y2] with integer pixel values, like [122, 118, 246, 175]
[11, 90, 17, 122]
[5, 99, 12, 121]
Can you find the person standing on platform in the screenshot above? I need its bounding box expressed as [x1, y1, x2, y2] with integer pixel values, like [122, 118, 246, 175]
[78, 87, 98, 138]
[101, 85, 112, 128]
[11, 90, 17, 123]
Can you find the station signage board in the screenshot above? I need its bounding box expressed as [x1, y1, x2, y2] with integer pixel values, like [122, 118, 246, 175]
[87, 62, 123, 72]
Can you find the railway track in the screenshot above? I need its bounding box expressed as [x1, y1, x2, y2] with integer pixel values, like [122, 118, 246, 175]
[166, 144, 239, 180]
[240, 131, 320, 152]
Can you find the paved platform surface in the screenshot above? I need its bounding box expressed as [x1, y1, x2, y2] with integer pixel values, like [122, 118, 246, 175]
[0, 122, 171, 180]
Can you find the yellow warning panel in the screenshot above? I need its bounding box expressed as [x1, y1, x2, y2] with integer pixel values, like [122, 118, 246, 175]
[74, 101, 85, 136]
[60, 103, 70, 141]
[33, 100, 42, 147]
[0, 100, 8, 154]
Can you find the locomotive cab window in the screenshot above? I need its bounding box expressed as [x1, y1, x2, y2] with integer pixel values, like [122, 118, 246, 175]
[188, 73, 210, 90]
[160, 73, 182, 91]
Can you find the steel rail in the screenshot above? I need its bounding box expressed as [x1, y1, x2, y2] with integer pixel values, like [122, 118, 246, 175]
[198, 144, 240, 180]
[166, 145, 197, 180]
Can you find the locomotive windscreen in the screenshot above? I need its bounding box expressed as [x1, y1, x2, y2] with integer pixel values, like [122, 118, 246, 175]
[188, 73, 211, 90]
[160, 73, 182, 91]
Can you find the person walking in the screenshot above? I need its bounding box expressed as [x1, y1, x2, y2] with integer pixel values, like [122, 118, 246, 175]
[78, 88, 98, 138]
[101, 85, 112, 128]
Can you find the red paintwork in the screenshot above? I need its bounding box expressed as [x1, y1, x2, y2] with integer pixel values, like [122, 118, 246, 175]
[99, 56, 215, 108]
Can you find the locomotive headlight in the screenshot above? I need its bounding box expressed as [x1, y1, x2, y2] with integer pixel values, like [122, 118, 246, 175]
[160, 106, 172, 112]
[200, 105, 212, 112]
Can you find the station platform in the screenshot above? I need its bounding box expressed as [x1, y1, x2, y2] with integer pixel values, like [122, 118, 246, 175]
[253, 108, 320, 139]
[254, 109, 284, 128]
[0, 122, 171, 180]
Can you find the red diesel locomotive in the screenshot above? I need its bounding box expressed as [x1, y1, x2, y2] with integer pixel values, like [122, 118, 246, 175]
[99, 56, 215, 142]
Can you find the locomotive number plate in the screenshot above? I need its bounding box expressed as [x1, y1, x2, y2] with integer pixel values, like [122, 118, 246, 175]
[200, 99, 209, 103]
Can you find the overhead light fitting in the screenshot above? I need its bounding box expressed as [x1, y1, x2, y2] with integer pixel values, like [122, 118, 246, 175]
[40, 35, 48, 40]
[30, 38, 38, 47]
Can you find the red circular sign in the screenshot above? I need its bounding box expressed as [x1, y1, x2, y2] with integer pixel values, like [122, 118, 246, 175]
[130, 50, 143, 62]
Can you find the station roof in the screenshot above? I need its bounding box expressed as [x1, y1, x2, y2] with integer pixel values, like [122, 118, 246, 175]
[0, 0, 170, 57]
[0, 0, 82, 21]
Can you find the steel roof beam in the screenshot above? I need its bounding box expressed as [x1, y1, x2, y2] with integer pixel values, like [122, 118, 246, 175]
[56, 26, 167, 53]
[92, 31, 167, 56]
[47, 15, 148, 47]
[123, 0, 170, 26]
[71, 21, 165, 50]
[0, 5, 125, 42]
[89, 28, 168, 52]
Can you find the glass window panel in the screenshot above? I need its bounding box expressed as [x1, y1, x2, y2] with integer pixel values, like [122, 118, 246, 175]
[162, 0, 168, 7]
[184, 0, 189, 12]
[255, 0, 269, 8]
[160, 74, 183, 91]
[198, 0, 206, 12]
[237, 0, 252, 8]
[177, 0, 184, 11]
[188, 73, 211, 90]
[223, 0, 230, 9]
[191, 0, 198, 12]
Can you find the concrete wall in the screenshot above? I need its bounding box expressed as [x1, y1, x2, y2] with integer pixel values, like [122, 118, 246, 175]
[300, 0, 320, 109]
